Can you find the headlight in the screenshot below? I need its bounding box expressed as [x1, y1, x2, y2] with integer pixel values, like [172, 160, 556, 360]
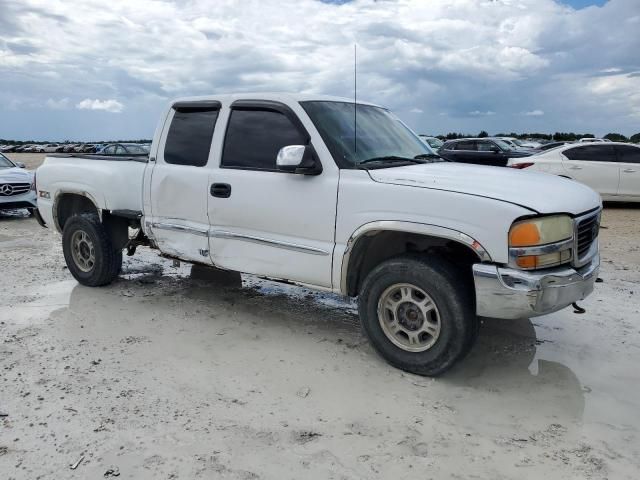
[509, 215, 573, 269]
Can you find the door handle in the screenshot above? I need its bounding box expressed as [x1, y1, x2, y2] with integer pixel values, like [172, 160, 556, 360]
[623, 168, 636, 173]
[210, 183, 231, 198]
[569, 165, 582, 170]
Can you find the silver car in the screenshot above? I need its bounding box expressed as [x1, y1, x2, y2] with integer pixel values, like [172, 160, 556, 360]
[0, 153, 37, 214]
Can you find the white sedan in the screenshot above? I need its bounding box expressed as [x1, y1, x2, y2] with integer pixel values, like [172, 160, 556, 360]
[507, 142, 640, 202]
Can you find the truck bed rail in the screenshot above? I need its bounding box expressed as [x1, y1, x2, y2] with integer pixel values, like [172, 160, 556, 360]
[47, 153, 149, 163]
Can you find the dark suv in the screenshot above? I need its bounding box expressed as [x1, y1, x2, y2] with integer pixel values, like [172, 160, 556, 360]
[438, 138, 533, 166]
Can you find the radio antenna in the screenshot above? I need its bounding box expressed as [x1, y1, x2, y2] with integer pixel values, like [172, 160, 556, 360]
[354, 43, 357, 154]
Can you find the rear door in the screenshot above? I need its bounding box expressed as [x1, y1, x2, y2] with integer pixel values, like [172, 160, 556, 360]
[615, 144, 640, 199]
[561, 145, 619, 197]
[207, 101, 338, 288]
[148, 101, 220, 263]
[451, 140, 477, 164]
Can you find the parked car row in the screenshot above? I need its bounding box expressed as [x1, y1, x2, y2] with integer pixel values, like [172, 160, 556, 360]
[0, 143, 103, 153]
[0, 143, 151, 154]
[424, 135, 639, 202]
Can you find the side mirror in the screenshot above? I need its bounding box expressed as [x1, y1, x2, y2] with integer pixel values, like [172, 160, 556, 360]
[15, 161, 26, 168]
[276, 145, 322, 175]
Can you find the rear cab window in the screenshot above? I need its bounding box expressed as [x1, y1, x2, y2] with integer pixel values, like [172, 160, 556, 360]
[163, 102, 221, 167]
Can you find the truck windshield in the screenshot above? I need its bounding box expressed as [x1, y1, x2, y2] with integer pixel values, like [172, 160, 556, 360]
[301, 101, 434, 168]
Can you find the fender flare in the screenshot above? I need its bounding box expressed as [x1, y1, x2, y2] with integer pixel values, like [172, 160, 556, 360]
[52, 189, 102, 232]
[339, 220, 491, 294]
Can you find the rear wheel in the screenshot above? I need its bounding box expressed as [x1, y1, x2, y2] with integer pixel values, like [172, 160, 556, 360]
[358, 255, 478, 376]
[62, 213, 122, 286]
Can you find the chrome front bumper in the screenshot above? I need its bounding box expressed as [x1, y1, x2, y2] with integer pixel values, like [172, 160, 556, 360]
[473, 254, 600, 319]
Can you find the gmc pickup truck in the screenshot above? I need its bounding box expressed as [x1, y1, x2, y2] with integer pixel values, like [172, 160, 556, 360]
[35, 93, 601, 375]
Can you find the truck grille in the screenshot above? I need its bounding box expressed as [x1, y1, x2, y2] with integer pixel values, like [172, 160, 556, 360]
[0, 182, 31, 196]
[575, 211, 600, 264]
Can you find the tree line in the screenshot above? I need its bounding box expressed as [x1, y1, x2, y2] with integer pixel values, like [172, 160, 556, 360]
[434, 132, 640, 142]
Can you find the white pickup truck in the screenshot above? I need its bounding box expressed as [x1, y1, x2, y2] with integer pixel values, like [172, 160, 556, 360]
[35, 93, 601, 375]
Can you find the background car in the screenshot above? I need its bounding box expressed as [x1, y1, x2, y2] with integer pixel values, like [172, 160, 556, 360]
[508, 142, 640, 202]
[61, 144, 79, 152]
[438, 138, 532, 166]
[0, 152, 37, 215]
[39, 144, 62, 153]
[577, 138, 611, 143]
[496, 137, 539, 151]
[534, 141, 571, 151]
[418, 135, 444, 150]
[97, 143, 149, 155]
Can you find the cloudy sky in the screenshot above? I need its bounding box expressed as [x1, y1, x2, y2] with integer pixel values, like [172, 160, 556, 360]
[0, 0, 638, 141]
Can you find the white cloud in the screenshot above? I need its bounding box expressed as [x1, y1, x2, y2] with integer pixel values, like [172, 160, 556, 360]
[469, 110, 496, 116]
[0, 0, 638, 138]
[409, 108, 424, 114]
[76, 99, 124, 113]
[523, 109, 544, 116]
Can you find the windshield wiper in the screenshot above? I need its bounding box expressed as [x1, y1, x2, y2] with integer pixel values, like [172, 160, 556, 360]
[414, 153, 446, 162]
[358, 156, 426, 167]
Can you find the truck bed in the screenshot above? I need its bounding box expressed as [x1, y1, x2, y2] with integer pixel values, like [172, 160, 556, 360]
[36, 153, 148, 230]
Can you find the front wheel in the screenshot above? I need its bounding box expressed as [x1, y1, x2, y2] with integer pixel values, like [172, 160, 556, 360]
[62, 213, 122, 286]
[358, 255, 478, 376]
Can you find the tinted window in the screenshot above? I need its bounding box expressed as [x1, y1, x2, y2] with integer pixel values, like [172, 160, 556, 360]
[115, 145, 126, 155]
[477, 141, 497, 152]
[455, 141, 476, 151]
[104, 146, 115, 155]
[615, 145, 640, 164]
[164, 108, 219, 167]
[222, 109, 306, 170]
[563, 145, 616, 162]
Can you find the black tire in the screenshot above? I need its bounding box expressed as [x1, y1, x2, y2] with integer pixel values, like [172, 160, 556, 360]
[62, 213, 122, 287]
[358, 255, 478, 376]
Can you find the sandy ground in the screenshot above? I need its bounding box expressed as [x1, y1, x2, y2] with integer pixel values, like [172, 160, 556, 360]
[1, 153, 639, 479]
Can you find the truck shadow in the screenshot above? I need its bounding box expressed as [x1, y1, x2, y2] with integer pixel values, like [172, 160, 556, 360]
[444, 316, 585, 422]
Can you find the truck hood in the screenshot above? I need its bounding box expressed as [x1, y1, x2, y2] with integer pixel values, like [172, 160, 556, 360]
[367, 162, 601, 215]
[0, 167, 33, 183]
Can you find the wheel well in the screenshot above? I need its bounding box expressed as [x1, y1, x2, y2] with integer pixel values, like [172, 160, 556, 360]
[345, 231, 481, 297]
[55, 193, 98, 231]
[55, 193, 130, 250]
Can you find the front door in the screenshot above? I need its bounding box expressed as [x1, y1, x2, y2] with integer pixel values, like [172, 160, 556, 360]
[561, 145, 619, 197]
[615, 145, 640, 199]
[476, 140, 507, 166]
[148, 102, 220, 263]
[207, 102, 338, 288]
